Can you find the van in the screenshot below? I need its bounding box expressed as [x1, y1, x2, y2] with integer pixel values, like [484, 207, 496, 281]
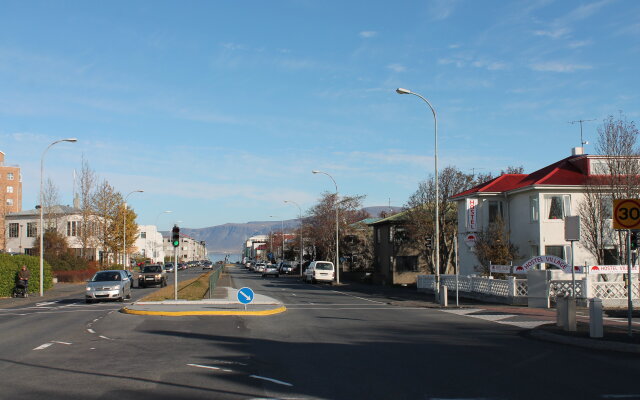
[303, 261, 335, 283]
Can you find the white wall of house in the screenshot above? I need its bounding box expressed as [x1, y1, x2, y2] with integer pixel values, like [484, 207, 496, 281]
[133, 225, 165, 263]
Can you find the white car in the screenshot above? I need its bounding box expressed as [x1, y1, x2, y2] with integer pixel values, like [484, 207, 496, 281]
[262, 264, 279, 278]
[255, 262, 266, 273]
[303, 261, 335, 283]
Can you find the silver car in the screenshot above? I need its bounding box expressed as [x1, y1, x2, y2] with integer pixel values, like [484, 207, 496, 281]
[85, 270, 132, 303]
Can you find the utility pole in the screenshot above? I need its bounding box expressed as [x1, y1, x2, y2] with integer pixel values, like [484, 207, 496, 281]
[569, 119, 596, 147]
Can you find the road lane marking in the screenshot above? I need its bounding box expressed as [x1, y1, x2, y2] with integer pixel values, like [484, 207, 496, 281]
[249, 375, 293, 387]
[329, 290, 385, 304]
[51, 341, 72, 345]
[87, 329, 96, 334]
[33, 343, 53, 350]
[99, 335, 112, 340]
[187, 363, 221, 371]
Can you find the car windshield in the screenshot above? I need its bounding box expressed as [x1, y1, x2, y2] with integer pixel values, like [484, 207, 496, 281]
[316, 262, 333, 270]
[143, 266, 162, 273]
[93, 272, 121, 282]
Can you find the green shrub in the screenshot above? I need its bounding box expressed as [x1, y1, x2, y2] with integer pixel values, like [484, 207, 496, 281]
[0, 254, 53, 297]
[46, 253, 89, 271]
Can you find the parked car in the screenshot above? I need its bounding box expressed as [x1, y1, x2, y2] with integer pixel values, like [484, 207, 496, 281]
[303, 261, 335, 283]
[254, 262, 266, 273]
[262, 264, 279, 278]
[279, 261, 298, 275]
[164, 263, 175, 273]
[85, 270, 132, 303]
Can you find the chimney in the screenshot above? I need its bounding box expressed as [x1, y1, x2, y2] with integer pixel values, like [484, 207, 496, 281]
[572, 147, 584, 156]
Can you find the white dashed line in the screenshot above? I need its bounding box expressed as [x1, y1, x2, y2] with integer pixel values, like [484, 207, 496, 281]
[33, 343, 53, 350]
[330, 290, 386, 304]
[87, 329, 95, 334]
[51, 341, 72, 345]
[99, 335, 112, 340]
[249, 374, 293, 387]
[187, 363, 221, 371]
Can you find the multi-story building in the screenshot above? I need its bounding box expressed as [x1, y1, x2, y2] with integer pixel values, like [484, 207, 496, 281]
[132, 225, 166, 264]
[163, 233, 207, 263]
[452, 148, 623, 276]
[0, 151, 22, 250]
[4, 205, 105, 261]
[242, 235, 268, 262]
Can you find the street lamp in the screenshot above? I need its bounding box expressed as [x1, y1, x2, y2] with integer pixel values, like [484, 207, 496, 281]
[123, 190, 144, 269]
[269, 215, 284, 263]
[40, 138, 78, 296]
[312, 170, 340, 284]
[284, 200, 304, 277]
[154, 211, 172, 263]
[396, 87, 440, 294]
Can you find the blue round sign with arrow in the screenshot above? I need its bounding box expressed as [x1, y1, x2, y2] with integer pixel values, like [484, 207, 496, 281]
[237, 287, 255, 304]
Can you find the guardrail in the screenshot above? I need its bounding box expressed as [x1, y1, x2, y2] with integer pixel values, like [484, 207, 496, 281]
[208, 265, 224, 299]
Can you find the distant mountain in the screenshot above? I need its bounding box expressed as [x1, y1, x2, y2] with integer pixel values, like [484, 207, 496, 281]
[179, 206, 403, 253]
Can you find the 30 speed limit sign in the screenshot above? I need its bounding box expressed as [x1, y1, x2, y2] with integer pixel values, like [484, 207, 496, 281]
[613, 199, 640, 230]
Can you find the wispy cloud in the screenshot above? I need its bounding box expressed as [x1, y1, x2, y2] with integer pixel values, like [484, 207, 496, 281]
[533, 28, 570, 39]
[359, 31, 377, 38]
[387, 63, 406, 73]
[568, 40, 593, 48]
[427, 0, 458, 20]
[530, 61, 592, 72]
[472, 60, 508, 71]
[439, 54, 506, 71]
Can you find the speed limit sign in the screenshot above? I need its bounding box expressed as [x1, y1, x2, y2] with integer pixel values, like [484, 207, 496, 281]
[613, 199, 640, 230]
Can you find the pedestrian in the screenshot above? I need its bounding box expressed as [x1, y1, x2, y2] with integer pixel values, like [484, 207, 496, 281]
[18, 265, 30, 283]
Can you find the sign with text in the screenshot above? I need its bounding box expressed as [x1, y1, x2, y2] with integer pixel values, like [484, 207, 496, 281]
[613, 199, 640, 230]
[588, 265, 639, 274]
[515, 255, 572, 273]
[466, 198, 478, 232]
[490, 264, 511, 274]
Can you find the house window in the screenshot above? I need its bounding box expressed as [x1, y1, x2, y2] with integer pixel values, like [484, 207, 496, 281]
[8, 223, 19, 238]
[488, 200, 503, 223]
[545, 195, 571, 220]
[545, 245, 565, 259]
[7, 172, 14, 180]
[6, 199, 13, 206]
[376, 228, 381, 244]
[530, 245, 539, 257]
[140, 232, 146, 239]
[6, 186, 13, 193]
[66, 221, 79, 237]
[530, 196, 539, 222]
[388, 226, 393, 242]
[396, 256, 419, 272]
[27, 222, 37, 238]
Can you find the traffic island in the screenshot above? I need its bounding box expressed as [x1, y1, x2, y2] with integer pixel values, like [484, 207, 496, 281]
[121, 287, 286, 317]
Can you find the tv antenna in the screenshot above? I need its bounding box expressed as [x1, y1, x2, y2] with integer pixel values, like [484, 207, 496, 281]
[569, 119, 595, 147]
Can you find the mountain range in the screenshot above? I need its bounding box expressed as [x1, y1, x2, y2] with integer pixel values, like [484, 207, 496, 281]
[179, 206, 403, 253]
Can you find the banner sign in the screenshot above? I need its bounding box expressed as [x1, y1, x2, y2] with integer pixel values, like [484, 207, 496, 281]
[514, 255, 572, 273]
[588, 265, 639, 274]
[466, 198, 478, 232]
[490, 264, 511, 274]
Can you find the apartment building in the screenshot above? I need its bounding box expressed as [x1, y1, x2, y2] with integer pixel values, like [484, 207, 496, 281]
[0, 151, 23, 250]
[163, 233, 207, 262]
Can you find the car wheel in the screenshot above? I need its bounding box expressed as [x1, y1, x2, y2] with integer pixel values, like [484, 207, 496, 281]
[275, 275, 279, 278]
[85, 299, 93, 304]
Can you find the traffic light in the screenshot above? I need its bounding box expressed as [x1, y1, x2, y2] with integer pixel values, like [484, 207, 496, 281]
[631, 231, 639, 251]
[172, 225, 180, 248]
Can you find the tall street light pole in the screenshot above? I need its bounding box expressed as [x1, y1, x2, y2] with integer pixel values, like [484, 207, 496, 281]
[396, 87, 440, 295]
[269, 215, 284, 262]
[123, 190, 144, 269]
[312, 170, 340, 284]
[154, 210, 172, 262]
[40, 138, 78, 296]
[284, 200, 304, 277]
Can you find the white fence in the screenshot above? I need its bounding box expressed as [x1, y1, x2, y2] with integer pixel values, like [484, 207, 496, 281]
[417, 273, 639, 308]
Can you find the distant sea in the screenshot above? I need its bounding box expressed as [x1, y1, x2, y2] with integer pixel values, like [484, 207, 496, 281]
[207, 253, 242, 263]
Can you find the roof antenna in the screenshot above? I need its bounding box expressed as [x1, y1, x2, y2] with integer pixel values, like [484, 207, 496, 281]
[569, 119, 595, 148]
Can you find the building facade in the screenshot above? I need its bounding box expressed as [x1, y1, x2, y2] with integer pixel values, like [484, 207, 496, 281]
[0, 151, 23, 250]
[163, 233, 207, 262]
[133, 225, 166, 264]
[452, 149, 618, 276]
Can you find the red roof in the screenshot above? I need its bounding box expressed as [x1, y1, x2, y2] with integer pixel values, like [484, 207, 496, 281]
[452, 155, 589, 198]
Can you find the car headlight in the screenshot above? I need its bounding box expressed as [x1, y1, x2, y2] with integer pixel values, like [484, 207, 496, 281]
[114, 284, 121, 290]
[155, 274, 161, 279]
[86, 287, 92, 291]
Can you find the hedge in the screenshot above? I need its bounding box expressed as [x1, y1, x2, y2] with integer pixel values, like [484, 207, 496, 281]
[0, 254, 53, 297]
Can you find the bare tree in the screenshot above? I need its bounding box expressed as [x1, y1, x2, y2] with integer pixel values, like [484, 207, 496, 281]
[78, 158, 97, 259]
[579, 176, 613, 264]
[42, 177, 61, 231]
[473, 216, 519, 274]
[404, 166, 475, 275]
[92, 180, 123, 265]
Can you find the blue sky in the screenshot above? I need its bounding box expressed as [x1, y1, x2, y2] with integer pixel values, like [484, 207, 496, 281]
[1, 0, 639, 229]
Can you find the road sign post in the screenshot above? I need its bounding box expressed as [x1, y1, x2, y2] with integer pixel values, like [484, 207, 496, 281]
[237, 287, 255, 311]
[613, 200, 639, 337]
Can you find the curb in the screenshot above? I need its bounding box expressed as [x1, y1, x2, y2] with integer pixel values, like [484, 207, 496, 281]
[528, 328, 640, 355]
[120, 305, 287, 317]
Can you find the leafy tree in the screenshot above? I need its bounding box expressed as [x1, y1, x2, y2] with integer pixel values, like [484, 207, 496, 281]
[92, 180, 123, 265]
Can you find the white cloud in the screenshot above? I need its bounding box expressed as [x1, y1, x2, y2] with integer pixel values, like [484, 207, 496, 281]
[530, 62, 592, 72]
[387, 63, 406, 73]
[472, 60, 507, 71]
[359, 31, 377, 38]
[568, 40, 593, 48]
[533, 28, 570, 39]
[427, 0, 457, 20]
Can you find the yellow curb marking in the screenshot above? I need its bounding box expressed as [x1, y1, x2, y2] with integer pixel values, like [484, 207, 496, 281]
[120, 306, 287, 317]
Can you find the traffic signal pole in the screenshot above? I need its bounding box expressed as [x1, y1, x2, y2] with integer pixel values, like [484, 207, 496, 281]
[172, 225, 180, 300]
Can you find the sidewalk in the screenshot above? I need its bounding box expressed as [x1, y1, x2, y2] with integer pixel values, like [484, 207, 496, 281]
[0, 282, 85, 309]
[121, 271, 286, 317]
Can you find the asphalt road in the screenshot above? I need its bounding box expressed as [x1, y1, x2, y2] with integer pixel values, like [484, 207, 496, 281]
[1, 265, 639, 400]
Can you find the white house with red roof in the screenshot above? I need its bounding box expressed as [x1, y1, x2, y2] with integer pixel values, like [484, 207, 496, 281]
[452, 148, 616, 276]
